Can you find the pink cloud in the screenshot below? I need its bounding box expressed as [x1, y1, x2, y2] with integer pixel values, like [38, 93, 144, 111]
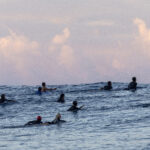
[134, 18, 150, 43]
[0, 31, 40, 84]
[52, 28, 70, 45]
[1, 20, 150, 85]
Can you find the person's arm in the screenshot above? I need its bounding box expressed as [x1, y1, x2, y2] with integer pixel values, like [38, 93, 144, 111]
[7, 99, 16, 102]
[60, 120, 66, 123]
[135, 83, 137, 89]
[79, 105, 84, 110]
[128, 82, 132, 89]
[42, 122, 52, 125]
[67, 106, 74, 111]
[24, 121, 34, 126]
[47, 88, 57, 91]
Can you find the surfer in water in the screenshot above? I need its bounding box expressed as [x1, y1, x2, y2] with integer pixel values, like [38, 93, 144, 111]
[100, 81, 112, 90]
[0, 94, 16, 104]
[25, 116, 43, 126]
[41, 82, 57, 92]
[67, 101, 84, 111]
[0, 94, 6, 103]
[57, 94, 65, 103]
[36, 87, 42, 95]
[43, 113, 66, 125]
[128, 77, 137, 90]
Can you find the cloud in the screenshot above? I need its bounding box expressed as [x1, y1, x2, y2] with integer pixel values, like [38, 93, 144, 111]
[134, 18, 150, 43]
[134, 18, 150, 58]
[52, 28, 70, 44]
[0, 14, 72, 25]
[75, 18, 150, 83]
[0, 28, 75, 84]
[49, 28, 75, 69]
[87, 20, 114, 27]
[0, 30, 40, 84]
[2, 19, 150, 85]
[112, 59, 124, 70]
[58, 45, 75, 68]
[0, 27, 139, 84]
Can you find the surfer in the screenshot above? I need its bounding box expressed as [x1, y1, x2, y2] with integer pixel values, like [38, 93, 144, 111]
[67, 101, 84, 111]
[0, 94, 16, 103]
[41, 82, 57, 92]
[43, 113, 66, 125]
[25, 116, 43, 126]
[128, 77, 137, 90]
[0, 94, 6, 103]
[36, 87, 42, 95]
[100, 81, 112, 90]
[57, 94, 65, 103]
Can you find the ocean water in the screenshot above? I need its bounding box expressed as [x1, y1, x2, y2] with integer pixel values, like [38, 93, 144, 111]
[0, 82, 150, 150]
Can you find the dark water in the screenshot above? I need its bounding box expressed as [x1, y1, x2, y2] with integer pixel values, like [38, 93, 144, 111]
[0, 82, 150, 150]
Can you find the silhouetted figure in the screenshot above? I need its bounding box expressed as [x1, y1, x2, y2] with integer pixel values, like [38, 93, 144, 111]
[43, 113, 66, 125]
[37, 87, 42, 95]
[25, 116, 43, 126]
[101, 81, 112, 90]
[0, 94, 15, 104]
[41, 82, 57, 92]
[128, 77, 137, 90]
[57, 94, 65, 103]
[0, 94, 6, 103]
[51, 113, 66, 124]
[67, 101, 84, 111]
[41, 82, 48, 92]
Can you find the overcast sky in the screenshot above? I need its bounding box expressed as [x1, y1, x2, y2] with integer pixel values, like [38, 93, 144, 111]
[0, 0, 150, 85]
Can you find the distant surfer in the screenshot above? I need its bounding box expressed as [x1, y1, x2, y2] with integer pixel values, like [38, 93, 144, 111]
[25, 116, 43, 126]
[0, 94, 6, 103]
[128, 77, 137, 90]
[43, 113, 66, 125]
[0, 94, 16, 104]
[100, 81, 112, 90]
[57, 94, 65, 103]
[67, 101, 84, 111]
[41, 82, 57, 92]
[36, 87, 42, 95]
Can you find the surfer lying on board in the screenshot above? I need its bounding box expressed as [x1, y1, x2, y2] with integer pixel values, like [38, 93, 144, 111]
[25, 116, 43, 126]
[41, 82, 57, 92]
[0, 94, 16, 104]
[67, 101, 84, 111]
[100, 81, 112, 91]
[57, 93, 65, 103]
[43, 113, 66, 125]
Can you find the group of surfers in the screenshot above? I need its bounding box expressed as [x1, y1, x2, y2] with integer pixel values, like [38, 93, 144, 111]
[0, 77, 137, 126]
[25, 100, 84, 126]
[37, 77, 137, 96]
[25, 113, 66, 126]
[100, 77, 137, 91]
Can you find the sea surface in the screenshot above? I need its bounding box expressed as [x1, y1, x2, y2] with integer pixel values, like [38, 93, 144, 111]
[0, 82, 150, 150]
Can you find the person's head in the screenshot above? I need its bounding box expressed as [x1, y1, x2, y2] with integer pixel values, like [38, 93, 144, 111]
[1, 94, 5, 99]
[73, 101, 77, 106]
[37, 116, 42, 121]
[108, 81, 112, 86]
[38, 87, 42, 92]
[132, 77, 136, 82]
[55, 113, 61, 120]
[42, 82, 46, 87]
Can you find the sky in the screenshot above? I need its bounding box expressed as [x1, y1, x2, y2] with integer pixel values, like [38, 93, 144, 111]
[0, 0, 150, 85]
